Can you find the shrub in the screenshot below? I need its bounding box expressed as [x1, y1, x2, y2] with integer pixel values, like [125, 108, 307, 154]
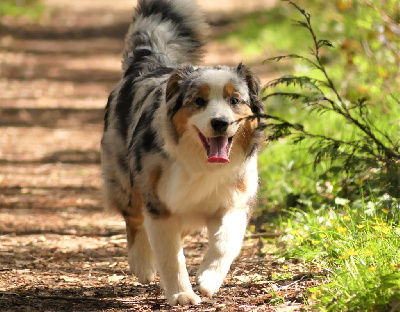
[254, 0, 399, 207]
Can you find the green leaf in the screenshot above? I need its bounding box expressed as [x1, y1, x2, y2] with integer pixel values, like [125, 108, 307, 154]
[264, 75, 327, 92]
[283, 0, 311, 20]
[264, 54, 320, 69]
[317, 39, 334, 49]
[293, 20, 310, 29]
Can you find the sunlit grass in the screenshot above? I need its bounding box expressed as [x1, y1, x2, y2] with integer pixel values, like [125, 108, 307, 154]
[217, 6, 310, 61]
[277, 199, 400, 310]
[0, 0, 43, 20]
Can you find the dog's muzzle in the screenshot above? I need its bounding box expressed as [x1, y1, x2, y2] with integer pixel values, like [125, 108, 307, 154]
[196, 120, 233, 163]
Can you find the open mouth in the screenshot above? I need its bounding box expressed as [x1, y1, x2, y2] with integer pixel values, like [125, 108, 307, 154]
[195, 128, 233, 163]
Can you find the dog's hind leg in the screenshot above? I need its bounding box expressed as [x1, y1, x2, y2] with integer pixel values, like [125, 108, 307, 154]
[124, 186, 156, 284]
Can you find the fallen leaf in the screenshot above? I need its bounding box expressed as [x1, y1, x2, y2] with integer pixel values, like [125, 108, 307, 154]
[108, 274, 125, 283]
[60, 275, 79, 282]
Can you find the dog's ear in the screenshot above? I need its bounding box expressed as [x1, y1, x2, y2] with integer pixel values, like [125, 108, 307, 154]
[166, 72, 181, 102]
[236, 63, 264, 114]
[166, 66, 194, 102]
[166, 66, 195, 128]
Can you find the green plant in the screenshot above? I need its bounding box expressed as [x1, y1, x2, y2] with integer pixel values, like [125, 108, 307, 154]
[278, 198, 400, 311]
[247, 0, 399, 209]
[252, 1, 400, 310]
[0, 0, 43, 20]
[266, 291, 286, 305]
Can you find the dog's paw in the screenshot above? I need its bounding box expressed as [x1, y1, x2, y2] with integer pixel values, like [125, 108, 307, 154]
[129, 261, 156, 284]
[168, 291, 201, 306]
[136, 268, 156, 284]
[196, 270, 223, 297]
[128, 248, 156, 284]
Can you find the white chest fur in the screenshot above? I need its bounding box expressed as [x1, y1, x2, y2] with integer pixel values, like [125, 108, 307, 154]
[157, 156, 258, 218]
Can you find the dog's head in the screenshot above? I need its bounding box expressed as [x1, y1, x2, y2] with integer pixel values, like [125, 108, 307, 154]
[166, 64, 263, 164]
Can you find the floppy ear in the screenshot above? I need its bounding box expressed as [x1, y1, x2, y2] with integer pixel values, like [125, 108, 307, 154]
[166, 66, 195, 127]
[166, 66, 194, 102]
[236, 63, 264, 114]
[166, 72, 182, 102]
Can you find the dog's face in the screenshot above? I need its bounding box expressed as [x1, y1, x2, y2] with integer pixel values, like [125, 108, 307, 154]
[166, 65, 263, 164]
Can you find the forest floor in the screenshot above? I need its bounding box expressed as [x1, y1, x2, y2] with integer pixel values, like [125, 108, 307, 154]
[0, 0, 324, 311]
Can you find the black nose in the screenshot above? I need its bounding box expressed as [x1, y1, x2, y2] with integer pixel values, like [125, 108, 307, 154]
[211, 117, 229, 133]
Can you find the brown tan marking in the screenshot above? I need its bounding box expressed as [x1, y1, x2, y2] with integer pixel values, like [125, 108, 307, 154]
[234, 105, 258, 154]
[166, 72, 182, 101]
[236, 177, 247, 193]
[125, 186, 144, 249]
[172, 84, 211, 139]
[149, 166, 163, 193]
[172, 108, 193, 138]
[223, 82, 240, 100]
[197, 83, 210, 100]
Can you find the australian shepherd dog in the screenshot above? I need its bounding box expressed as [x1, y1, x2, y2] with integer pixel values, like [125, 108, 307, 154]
[101, 0, 264, 306]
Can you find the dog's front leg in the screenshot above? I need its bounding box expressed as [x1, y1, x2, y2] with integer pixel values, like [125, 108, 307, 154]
[144, 215, 201, 306]
[196, 209, 247, 297]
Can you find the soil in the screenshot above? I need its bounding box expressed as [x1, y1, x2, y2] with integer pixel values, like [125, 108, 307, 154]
[0, 1, 323, 311]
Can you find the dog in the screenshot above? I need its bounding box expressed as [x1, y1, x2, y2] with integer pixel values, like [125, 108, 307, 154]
[101, 0, 264, 306]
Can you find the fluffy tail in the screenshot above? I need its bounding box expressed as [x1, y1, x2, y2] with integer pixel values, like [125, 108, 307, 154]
[122, 0, 208, 75]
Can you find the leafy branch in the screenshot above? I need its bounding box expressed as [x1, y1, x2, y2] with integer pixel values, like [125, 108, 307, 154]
[236, 0, 400, 191]
[286, 0, 399, 161]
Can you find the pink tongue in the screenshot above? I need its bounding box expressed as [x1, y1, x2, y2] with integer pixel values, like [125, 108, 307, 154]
[207, 137, 230, 163]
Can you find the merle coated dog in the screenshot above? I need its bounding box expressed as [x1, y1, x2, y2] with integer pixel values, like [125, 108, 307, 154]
[101, 0, 264, 305]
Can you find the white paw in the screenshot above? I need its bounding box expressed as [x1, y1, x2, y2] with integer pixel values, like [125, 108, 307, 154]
[128, 248, 156, 284]
[196, 270, 223, 297]
[168, 291, 201, 306]
[135, 267, 156, 284]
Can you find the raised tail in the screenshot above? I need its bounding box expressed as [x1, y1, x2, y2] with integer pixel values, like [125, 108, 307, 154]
[122, 0, 208, 75]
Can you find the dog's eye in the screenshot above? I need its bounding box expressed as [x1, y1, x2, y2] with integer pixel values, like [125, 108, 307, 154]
[229, 97, 240, 105]
[195, 97, 207, 107]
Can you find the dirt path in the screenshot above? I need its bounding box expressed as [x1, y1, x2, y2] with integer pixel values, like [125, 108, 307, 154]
[0, 1, 320, 311]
